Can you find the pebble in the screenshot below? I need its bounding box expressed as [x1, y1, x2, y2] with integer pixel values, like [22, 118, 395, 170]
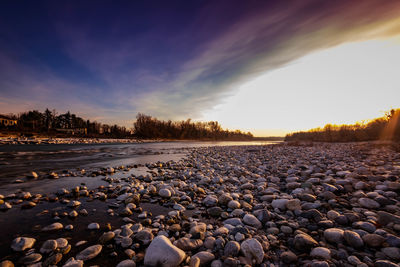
[42, 222, 63, 231]
[76, 244, 102, 261]
[310, 247, 331, 260]
[11, 237, 36, 251]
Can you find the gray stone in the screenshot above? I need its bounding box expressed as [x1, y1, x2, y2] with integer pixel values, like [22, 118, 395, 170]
[241, 238, 264, 264]
[144, 236, 186, 267]
[243, 214, 262, 229]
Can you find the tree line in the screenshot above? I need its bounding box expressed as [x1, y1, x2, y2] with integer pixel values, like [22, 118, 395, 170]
[1, 109, 131, 138]
[134, 113, 253, 140]
[1, 109, 254, 140]
[285, 109, 400, 142]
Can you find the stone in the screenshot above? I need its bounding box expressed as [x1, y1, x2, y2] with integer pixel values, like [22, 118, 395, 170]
[0, 261, 14, 267]
[116, 260, 136, 267]
[243, 214, 262, 229]
[240, 238, 264, 264]
[62, 258, 84, 267]
[87, 222, 100, 230]
[203, 195, 218, 207]
[99, 231, 115, 244]
[382, 247, 400, 260]
[343, 230, 364, 248]
[310, 247, 331, 260]
[324, 228, 344, 244]
[293, 233, 318, 251]
[358, 198, 380, 209]
[191, 251, 215, 266]
[208, 207, 223, 217]
[363, 234, 385, 247]
[144, 235, 186, 267]
[42, 222, 63, 231]
[271, 199, 288, 210]
[11, 237, 35, 251]
[286, 199, 302, 210]
[40, 239, 58, 253]
[134, 229, 154, 245]
[281, 251, 298, 264]
[227, 200, 241, 209]
[224, 241, 241, 257]
[76, 244, 102, 261]
[375, 260, 400, 267]
[18, 253, 42, 265]
[378, 211, 400, 226]
[175, 238, 203, 251]
[44, 253, 63, 266]
[159, 188, 172, 198]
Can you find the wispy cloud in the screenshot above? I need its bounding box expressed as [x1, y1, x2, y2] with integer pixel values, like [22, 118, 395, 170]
[1, 1, 400, 127]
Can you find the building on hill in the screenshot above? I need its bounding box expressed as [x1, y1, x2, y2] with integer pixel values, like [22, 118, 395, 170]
[0, 115, 18, 127]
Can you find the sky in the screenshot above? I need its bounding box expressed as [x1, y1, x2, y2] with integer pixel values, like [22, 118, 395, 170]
[1, 0, 400, 136]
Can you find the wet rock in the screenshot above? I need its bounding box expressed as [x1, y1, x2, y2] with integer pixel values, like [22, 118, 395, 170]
[144, 235, 186, 267]
[19, 253, 42, 265]
[40, 239, 58, 253]
[99, 231, 115, 244]
[42, 222, 63, 231]
[0, 202, 12, 210]
[76, 244, 102, 261]
[44, 253, 62, 266]
[87, 222, 100, 230]
[11, 237, 36, 251]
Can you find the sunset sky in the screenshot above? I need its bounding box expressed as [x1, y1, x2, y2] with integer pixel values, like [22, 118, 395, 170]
[1, 1, 400, 136]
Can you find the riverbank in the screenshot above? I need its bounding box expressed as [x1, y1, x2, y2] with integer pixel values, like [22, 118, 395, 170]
[0, 142, 400, 266]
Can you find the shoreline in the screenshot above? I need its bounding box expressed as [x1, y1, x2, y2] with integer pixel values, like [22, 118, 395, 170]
[0, 142, 399, 266]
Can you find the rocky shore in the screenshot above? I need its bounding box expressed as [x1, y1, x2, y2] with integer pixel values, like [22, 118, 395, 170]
[1, 142, 400, 266]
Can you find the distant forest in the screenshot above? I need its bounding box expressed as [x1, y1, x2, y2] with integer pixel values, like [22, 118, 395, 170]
[0, 109, 253, 140]
[134, 113, 253, 140]
[285, 109, 400, 142]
